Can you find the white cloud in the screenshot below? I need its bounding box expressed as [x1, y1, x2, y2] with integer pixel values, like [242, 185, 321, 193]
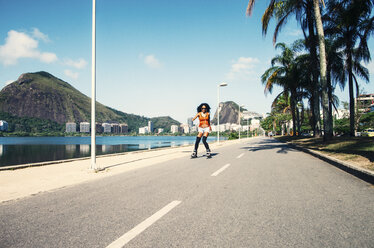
[142, 54, 162, 69]
[32, 28, 50, 43]
[0, 30, 57, 65]
[287, 29, 303, 37]
[226, 57, 260, 80]
[64, 69, 79, 80]
[64, 58, 87, 69]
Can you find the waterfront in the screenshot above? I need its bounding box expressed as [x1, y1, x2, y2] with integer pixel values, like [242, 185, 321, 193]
[0, 136, 205, 167]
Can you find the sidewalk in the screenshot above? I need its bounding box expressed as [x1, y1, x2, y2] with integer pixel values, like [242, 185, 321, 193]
[0, 138, 249, 203]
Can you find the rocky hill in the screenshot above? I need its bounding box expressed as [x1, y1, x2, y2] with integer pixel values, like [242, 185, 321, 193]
[0, 71, 179, 132]
[211, 101, 261, 125]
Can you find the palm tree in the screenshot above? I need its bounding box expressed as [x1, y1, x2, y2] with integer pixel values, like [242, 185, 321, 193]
[261, 41, 306, 136]
[325, 0, 374, 136]
[246, 0, 324, 137]
[312, 0, 333, 140]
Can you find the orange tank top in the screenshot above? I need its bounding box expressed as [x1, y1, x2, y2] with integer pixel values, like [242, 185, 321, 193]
[198, 112, 210, 127]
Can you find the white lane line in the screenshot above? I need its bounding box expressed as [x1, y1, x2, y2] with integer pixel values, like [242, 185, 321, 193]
[237, 153, 245, 159]
[106, 200, 181, 248]
[211, 164, 231, 177]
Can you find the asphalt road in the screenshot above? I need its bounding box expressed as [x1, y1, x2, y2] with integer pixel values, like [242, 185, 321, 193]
[1, 138, 374, 248]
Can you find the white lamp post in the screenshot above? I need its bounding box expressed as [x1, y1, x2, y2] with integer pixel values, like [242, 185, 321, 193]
[238, 105, 244, 140]
[217, 82, 228, 144]
[90, 0, 97, 171]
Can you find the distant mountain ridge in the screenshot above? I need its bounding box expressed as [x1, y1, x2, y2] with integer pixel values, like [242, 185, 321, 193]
[0, 71, 179, 132]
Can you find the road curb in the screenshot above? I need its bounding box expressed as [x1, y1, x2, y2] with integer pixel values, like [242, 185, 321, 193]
[286, 142, 374, 185]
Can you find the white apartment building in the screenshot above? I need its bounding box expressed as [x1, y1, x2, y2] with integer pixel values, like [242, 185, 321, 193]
[65, 122, 76, 133]
[170, 125, 179, 134]
[80, 122, 90, 133]
[139, 126, 149, 134]
[180, 124, 190, 134]
[157, 128, 164, 134]
[102, 123, 112, 133]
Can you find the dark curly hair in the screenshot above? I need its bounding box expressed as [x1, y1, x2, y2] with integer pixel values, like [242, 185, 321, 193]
[197, 103, 211, 113]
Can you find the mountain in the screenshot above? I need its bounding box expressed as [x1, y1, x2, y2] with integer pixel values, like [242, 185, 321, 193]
[211, 101, 262, 125]
[0, 71, 179, 133]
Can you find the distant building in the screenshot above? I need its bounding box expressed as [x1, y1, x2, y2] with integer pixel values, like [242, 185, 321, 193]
[80, 122, 90, 133]
[111, 123, 120, 134]
[120, 123, 128, 133]
[96, 123, 103, 133]
[0, 120, 9, 132]
[157, 128, 164, 134]
[139, 126, 149, 134]
[187, 118, 193, 128]
[190, 125, 198, 133]
[148, 121, 153, 133]
[356, 94, 374, 113]
[180, 124, 190, 134]
[102, 123, 111, 133]
[250, 119, 260, 130]
[170, 125, 179, 134]
[65, 122, 76, 133]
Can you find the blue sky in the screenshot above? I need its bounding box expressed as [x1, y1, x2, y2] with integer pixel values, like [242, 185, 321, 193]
[0, 0, 373, 123]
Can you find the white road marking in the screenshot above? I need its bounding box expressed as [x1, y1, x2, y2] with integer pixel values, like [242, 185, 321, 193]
[211, 164, 231, 177]
[106, 200, 182, 248]
[237, 153, 245, 159]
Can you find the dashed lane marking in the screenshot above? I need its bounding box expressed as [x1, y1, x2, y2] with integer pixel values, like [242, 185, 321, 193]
[211, 164, 231, 177]
[237, 153, 245, 159]
[106, 200, 182, 248]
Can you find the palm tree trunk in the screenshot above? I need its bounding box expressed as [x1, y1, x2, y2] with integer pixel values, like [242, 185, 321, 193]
[306, 2, 322, 137]
[290, 90, 297, 136]
[313, 0, 332, 141]
[347, 53, 355, 136]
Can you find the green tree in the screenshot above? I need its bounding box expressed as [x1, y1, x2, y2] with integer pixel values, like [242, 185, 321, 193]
[325, 0, 374, 136]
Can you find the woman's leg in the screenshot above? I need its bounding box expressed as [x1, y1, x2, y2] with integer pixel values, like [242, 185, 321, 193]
[202, 132, 210, 151]
[192, 132, 203, 156]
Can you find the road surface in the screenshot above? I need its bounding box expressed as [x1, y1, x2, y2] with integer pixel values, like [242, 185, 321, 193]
[1, 138, 374, 247]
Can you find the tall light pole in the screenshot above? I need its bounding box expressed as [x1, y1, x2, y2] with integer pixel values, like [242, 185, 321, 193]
[90, 0, 97, 170]
[217, 82, 228, 144]
[238, 104, 244, 140]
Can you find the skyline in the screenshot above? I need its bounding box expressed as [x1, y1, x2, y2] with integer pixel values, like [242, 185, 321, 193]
[0, 0, 373, 124]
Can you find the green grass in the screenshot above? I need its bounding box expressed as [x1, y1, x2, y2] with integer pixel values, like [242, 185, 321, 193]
[276, 136, 374, 170]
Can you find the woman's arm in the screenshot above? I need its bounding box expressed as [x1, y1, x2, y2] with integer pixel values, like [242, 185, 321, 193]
[192, 113, 199, 121]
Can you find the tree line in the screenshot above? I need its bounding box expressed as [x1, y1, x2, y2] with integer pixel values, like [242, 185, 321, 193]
[247, 0, 374, 140]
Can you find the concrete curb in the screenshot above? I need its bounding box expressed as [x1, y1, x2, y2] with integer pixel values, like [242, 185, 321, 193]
[286, 142, 374, 185]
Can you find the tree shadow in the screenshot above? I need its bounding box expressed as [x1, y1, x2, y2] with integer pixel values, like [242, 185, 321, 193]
[241, 140, 295, 154]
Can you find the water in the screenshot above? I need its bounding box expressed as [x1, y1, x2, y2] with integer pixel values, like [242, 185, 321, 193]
[0, 136, 209, 167]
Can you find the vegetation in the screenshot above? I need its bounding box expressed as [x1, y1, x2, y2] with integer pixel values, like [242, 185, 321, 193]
[0, 72, 181, 135]
[247, 0, 374, 140]
[276, 135, 374, 171]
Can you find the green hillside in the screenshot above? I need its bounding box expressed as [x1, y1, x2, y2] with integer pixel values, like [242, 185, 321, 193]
[0, 71, 179, 133]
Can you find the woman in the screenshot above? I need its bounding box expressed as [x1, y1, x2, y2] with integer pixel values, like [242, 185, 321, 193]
[191, 103, 212, 158]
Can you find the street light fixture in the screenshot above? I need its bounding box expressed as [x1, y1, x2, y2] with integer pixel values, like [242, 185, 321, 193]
[217, 82, 228, 144]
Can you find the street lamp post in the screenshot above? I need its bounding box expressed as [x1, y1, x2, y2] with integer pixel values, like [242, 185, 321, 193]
[217, 82, 228, 144]
[247, 118, 249, 138]
[90, 0, 97, 171]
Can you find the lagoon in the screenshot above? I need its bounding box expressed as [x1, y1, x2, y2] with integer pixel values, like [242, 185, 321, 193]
[0, 136, 209, 167]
